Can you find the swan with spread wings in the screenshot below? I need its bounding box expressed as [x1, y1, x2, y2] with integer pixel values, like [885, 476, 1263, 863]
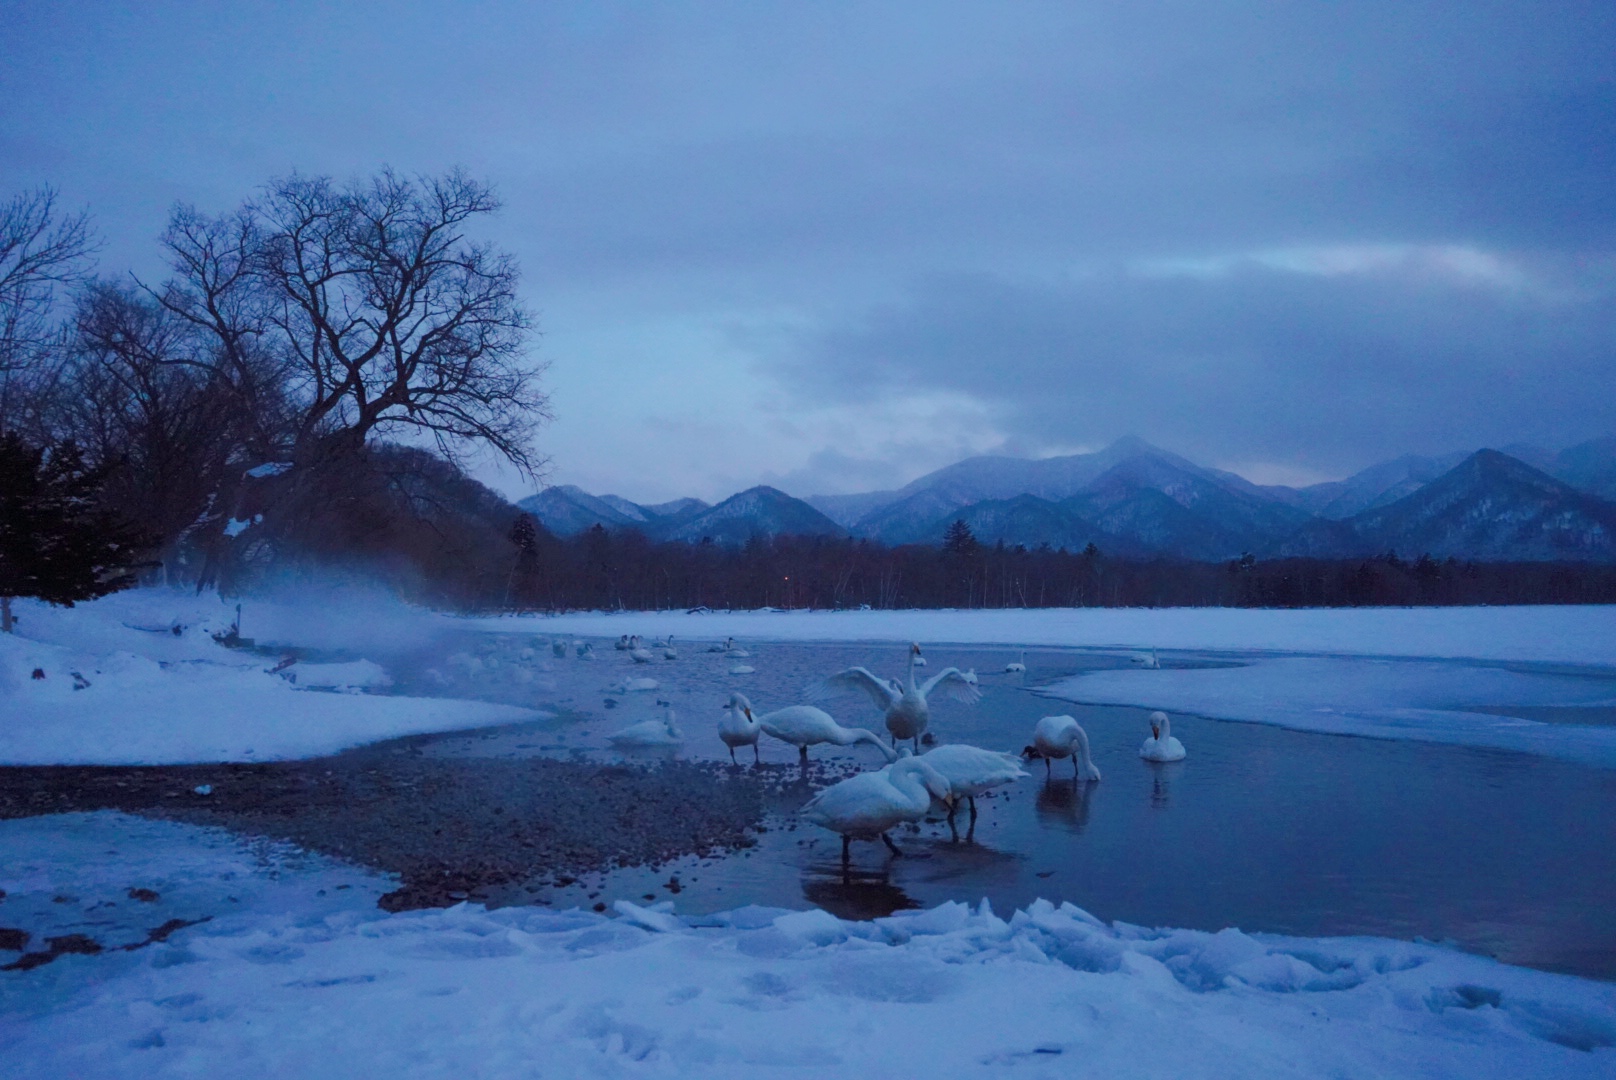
[809, 642, 981, 751]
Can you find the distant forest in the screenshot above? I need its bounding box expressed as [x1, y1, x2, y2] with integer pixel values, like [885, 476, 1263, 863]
[504, 523, 1616, 612]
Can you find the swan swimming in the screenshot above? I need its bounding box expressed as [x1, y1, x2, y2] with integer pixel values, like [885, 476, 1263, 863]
[799, 755, 954, 863]
[718, 693, 762, 764]
[609, 676, 660, 694]
[661, 636, 678, 660]
[811, 643, 981, 750]
[1130, 647, 1160, 669]
[1024, 715, 1102, 781]
[1005, 650, 1027, 674]
[728, 664, 755, 674]
[921, 743, 1029, 834]
[551, 638, 568, 659]
[1139, 710, 1186, 762]
[739, 693, 898, 768]
[576, 641, 595, 660]
[608, 707, 684, 748]
[629, 636, 656, 663]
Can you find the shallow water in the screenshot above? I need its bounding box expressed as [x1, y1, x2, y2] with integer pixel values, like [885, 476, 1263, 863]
[392, 634, 1616, 980]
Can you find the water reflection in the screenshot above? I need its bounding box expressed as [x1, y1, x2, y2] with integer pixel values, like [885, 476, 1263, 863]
[1035, 777, 1097, 833]
[1147, 764, 1180, 809]
[802, 866, 920, 920]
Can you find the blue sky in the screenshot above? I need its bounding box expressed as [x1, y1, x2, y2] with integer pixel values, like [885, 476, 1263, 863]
[4, 1, 1613, 502]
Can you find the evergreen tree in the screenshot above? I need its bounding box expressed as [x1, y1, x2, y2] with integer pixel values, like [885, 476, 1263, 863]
[942, 518, 979, 556]
[0, 432, 148, 631]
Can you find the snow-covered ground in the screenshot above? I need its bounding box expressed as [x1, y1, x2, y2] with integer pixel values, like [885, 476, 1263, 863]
[1043, 657, 1616, 768]
[0, 590, 538, 765]
[492, 605, 1616, 666]
[1, 812, 1611, 1079]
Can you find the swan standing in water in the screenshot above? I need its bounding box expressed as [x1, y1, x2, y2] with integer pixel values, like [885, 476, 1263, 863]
[811, 643, 981, 750]
[800, 756, 955, 864]
[1139, 710, 1186, 762]
[608, 706, 684, 748]
[736, 693, 897, 769]
[1024, 715, 1102, 781]
[921, 744, 1029, 838]
[718, 693, 761, 764]
[1005, 651, 1027, 674]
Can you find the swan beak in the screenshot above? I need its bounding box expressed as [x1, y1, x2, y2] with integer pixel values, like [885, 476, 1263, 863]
[1150, 724, 1159, 739]
[744, 707, 753, 720]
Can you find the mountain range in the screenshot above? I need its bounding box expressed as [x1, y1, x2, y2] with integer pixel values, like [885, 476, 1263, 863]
[517, 435, 1616, 563]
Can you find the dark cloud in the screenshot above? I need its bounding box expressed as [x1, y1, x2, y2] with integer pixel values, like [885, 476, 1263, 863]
[773, 254, 1616, 475]
[2, 1, 1613, 495]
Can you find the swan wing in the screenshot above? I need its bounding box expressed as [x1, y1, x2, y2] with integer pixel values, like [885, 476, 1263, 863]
[809, 667, 898, 711]
[921, 667, 983, 704]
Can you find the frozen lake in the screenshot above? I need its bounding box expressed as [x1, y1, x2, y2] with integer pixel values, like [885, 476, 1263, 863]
[394, 636, 1616, 980]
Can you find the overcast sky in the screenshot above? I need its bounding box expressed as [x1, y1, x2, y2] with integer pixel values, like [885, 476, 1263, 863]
[4, 1, 1613, 503]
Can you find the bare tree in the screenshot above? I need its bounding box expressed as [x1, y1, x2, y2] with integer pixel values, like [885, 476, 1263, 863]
[0, 186, 97, 430]
[157, 168, 549, 475]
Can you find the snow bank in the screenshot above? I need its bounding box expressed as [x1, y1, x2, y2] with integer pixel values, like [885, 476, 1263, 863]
[0, 592, 536, 765]
[1, 812, 1611, 1078]
[1043, 657, 1616, 768]
[483, 605, 1616, 666]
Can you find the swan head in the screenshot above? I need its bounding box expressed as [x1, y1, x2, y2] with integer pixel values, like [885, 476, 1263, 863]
[910, 642, 923, 657]
[723, 692, 753, 716]
[1149, 710, 1169, 740]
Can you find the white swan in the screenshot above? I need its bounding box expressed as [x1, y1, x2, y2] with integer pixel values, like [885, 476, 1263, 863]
[551, 638, 568, 658]
[661, 636, 678, 660]
[708, 637, 734, 653]
[718, 693, 761, 764]
[1025, 715, 1101, 781]
[921, 744, 1028, 832]
[1139, 710, 1186, 762]
[615, 635, 632, 651]
[1130, 647, 1160, 669]
[742, 694, 898, 767]
[729, 664, 755, 674]
[1005, 650, 1027, 674]
[629, 635, 655, 663]
[576, 641, 595, 660]
[799, 756, 954, 863]
[811, 643, 981, 750]
[609, 676, 659, 694]
[725, 645, 751, 659]
[608, 707, 684, 748]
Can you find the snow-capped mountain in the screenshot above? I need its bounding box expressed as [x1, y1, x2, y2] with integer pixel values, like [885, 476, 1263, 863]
[656, 486, 844, 544]
[516, 486, 710, 537]
[1307, 450, 1616, 561]
[526, 435, 1616, 560]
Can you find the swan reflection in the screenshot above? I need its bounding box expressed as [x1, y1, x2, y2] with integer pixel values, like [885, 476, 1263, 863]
[1035, 776, 1097, 833]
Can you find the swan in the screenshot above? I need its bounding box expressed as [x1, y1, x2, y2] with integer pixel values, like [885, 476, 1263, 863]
[708, 637, 734, 653]
[921, 743, 1028, 833]
[1005, 650, 1026, 674]
[718, 693, 761, 764]
[1139, 710, 1186, 762]
[576, 641, 595, 660]
[615, 635, 632, 651]
[1130, 647, 1160, 669]
[810, 643, 981, 751]
[1024, 715, 1101, 781]
[725, 645, 751, 659]
[729, 664, 755, 674]
[799, 755, 954, 863]
[608, 707, 684, 748]
[551, 638, 568, 659]
[609, 676, 659, 694]
[661, 636, 678, 660]
[741, 693, 898, 767]
[629, 636, 656, 663]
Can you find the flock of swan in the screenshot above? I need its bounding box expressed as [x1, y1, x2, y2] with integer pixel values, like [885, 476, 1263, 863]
[593, 637, 1189, 864]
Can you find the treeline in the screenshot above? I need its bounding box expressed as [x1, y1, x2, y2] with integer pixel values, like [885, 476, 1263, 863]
[505, 526, 1616, 611]
[0, 174, 547, 610]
